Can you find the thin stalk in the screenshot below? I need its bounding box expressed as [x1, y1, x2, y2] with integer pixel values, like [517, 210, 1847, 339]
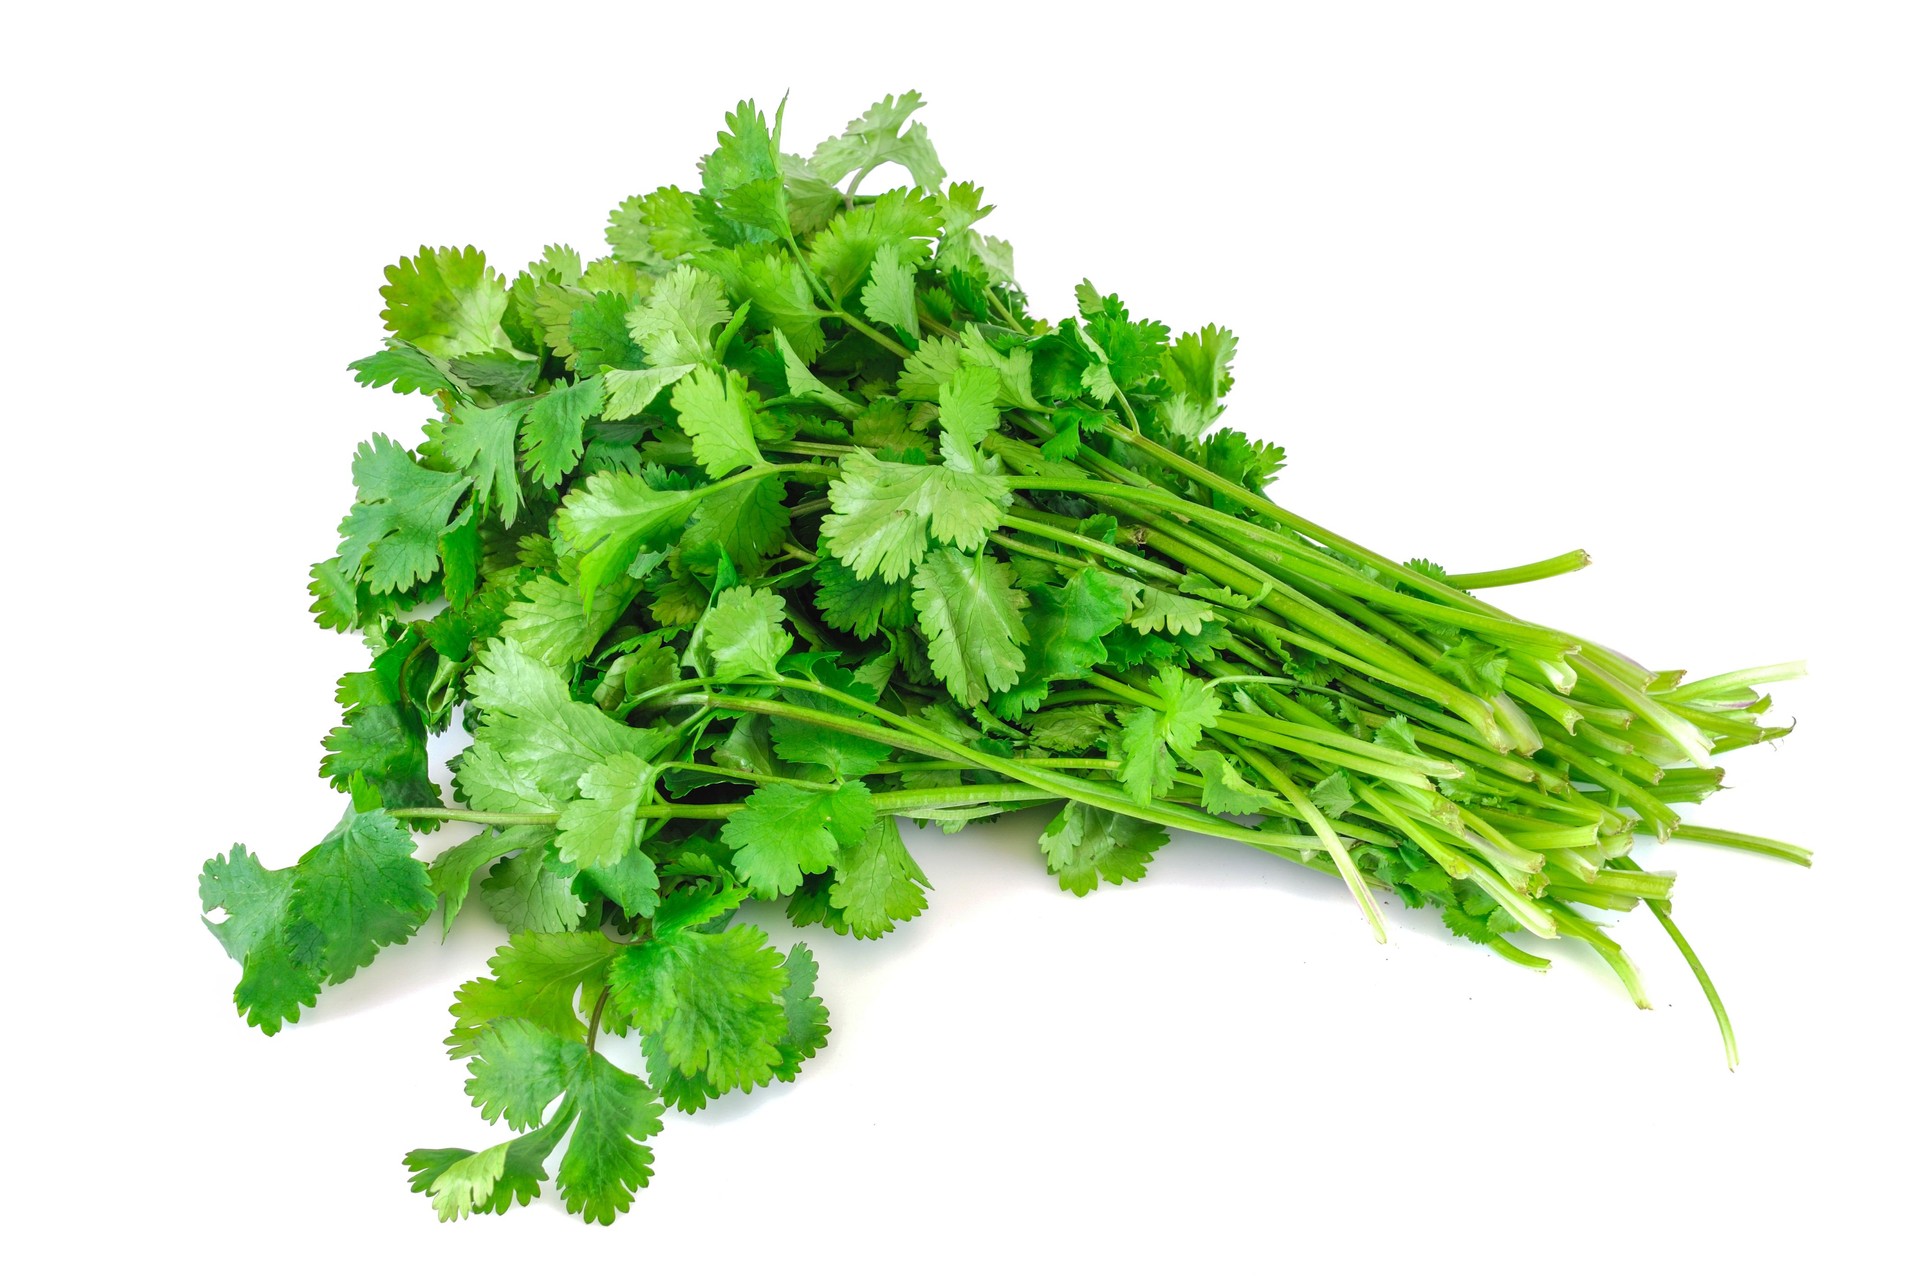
[1445, 550, 1593, 590]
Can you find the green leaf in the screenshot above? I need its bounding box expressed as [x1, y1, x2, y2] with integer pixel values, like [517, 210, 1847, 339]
[521, 375, 605, 487]
[319, 634, 439, 812]
[824, 817, 929, 939]
[609, 923, 790, 1091]
[911, 547, 1029, 706]
[1127, 585, 1214, 636]
[820, 450, 1011, 583]
[349, 342, 461, 397]
[936, 364, 1000, 457]
[556, 470, 705, 603]
[380, 246, 512, 360]
[1116, 669, 1221, 802]
[770, 715, 895, 780]
[429, 825, 545, 939]
[435, 399, 528, 527]
[200, 779, 434, 1034]
[555, 752, 659, 879]
[989, 568, 1129, 716]
[679, 474, 791, 577]
[771, 943, 830, 1081]
[1309, 770, 1357, 820]
[334, 434, 471, 594]
[1192, 750, 1279, 816]
[670, 365, 766, 479]
[626, 265, 731, 367]
[701, 585, 793, 681]
[447, 930, 620, 1057]
[464, 1018, 576, 1131]
[859, 242, 921, 338]
[554, 1051, 665, 1224]
[1040, 802, 1167, 896]
[772, 328, 862, 417]
[499, 569, 641, 669]
[702, 98, 788, 238]
[602, 364, 695, 420]
[404, 1122, 566, 1222]
[814, 553, 915, 639]
[456, 639, 670, 814]
[721, 780, 876, 898]
[810, 91, 945, 190]
[480, 846, 588, 933]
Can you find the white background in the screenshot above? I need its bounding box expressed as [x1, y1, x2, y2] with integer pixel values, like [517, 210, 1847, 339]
[7, 2, 1915, 1272]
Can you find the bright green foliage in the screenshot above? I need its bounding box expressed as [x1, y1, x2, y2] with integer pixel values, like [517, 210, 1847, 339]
[820, 450, 1010, 582]
[380, 246, 513, 360]
[553, 752, 656, 875]
[1117, 669, 1223, 802]
[334, 435, 471, 594]
[701, 585, 792, 680]
[1040, 803, 1169, 896]
[672, 366, 766, 479]
[824, 817, 930, 938]
[912, 547, 1029, 705]
[722, 781, 876, 898]
[200, 776, 433, 1033]
[211, 89, 1805, 1226]
[610, 923, 790, 1089]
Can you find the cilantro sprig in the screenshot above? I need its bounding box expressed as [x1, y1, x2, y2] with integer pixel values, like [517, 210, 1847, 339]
[203, 91, 1810, 1223]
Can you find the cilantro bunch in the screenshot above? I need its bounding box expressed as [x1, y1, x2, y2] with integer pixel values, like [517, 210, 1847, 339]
[199, 91, 1808, 1224]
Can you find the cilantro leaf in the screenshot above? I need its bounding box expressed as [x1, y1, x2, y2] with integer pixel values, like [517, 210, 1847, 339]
[1116, 670, 1222, 802]
[810, 91, 945, 191]
[446, 930, 620, 1058]
[556, 470, 705, 602]
[521, 375, 605, 487]
[609, 923, 790, 1091]
[670, 365, 766, 479]
[380, 246, 513, 360]
[720, 780, 876, 898]
[200, 777, 433, 1034]
[334, 434, 471, 594]
[1039, 802, 1168, 896]
[700, 585, 793, 681]
[824, 816, 930, 939]
[912, 547, 1029, 705]
[820, 450, 1011, 583]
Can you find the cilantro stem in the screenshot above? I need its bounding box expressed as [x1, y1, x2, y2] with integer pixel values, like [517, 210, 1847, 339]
[1650, 823, 1813, 866]
[1445, 550, 1592, 590]
[585, 987, 610, 1053]
[1622, 853, 1739, 1069]
[832, 308, 912, 358]
[387, 808, 557, 825]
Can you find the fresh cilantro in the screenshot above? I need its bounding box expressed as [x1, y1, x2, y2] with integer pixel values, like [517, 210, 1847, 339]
[209, 88, 1807, 1224]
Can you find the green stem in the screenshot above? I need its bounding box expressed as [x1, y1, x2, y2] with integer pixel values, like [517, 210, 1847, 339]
[1445, 550, 1592, 590]
[387, 808, 558, 826]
